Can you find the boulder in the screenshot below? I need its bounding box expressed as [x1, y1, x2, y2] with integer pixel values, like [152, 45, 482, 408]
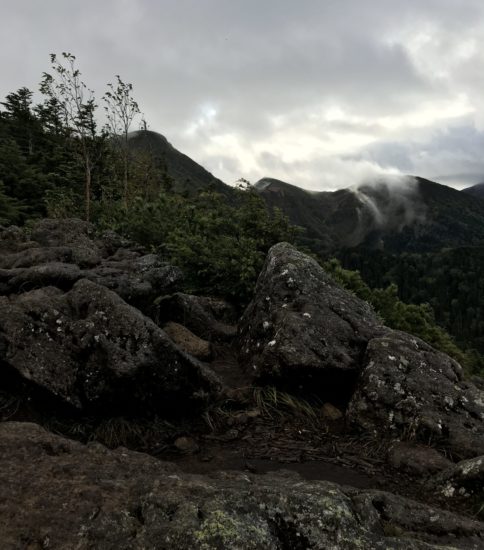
[0, 279, 221, 413]
[163, 321, 212, 360]
[387, 442, 453, 477]
[239, 244, 484, 459]
[431, 455, 484, 500]
[0, 421, 483, 549]
[347, 331, 484, 458]
[156, 292, 238, 342]
[0, 219, 183, 312]
[30, 217, 102, 267]
[237, 243, 382, 394]
[85, 254, 183, 311]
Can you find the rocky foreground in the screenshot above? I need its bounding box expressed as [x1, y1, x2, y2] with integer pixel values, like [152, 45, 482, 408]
[0, 219, 483, 549]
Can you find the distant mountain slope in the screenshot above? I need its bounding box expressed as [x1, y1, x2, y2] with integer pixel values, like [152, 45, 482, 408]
[255, 176, 484, 254]
[462, 182, 484, 199]
[124, 134, 484, 254]
[253, 178, 361, 251]
[128, 130, 231, 195]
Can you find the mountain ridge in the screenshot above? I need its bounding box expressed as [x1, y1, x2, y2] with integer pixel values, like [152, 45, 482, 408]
[462, 182, 484, 199]
[128, 130, 230, 196]
[130, 131, 484, 254]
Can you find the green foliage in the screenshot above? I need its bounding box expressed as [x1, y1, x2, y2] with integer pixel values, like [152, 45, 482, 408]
[40, 52, 102, 221]
[339, 247, 484, 375]
[323, 258, 481, 373]
[0, 181, 25, 225]
[99, 186, 299, 304]
[0, 55, 144, 224]
[103, 75, 141, 208]
[44, 187, 83, 219]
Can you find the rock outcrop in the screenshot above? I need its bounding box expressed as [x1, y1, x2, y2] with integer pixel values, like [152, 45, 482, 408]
[237, 243, 382, 397]
[0, 219, 226, 414]
[347, 331, 484, 458]
[1, 422, 483, 550]
[239, 243, 484, 458]
[0, 218, 182, 311]
[1, 224, 484, 547]
[0, 279, 220, 413]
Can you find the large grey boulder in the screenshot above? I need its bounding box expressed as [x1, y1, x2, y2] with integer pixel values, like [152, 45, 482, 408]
[29, 217, 102, 267]
[85, 254, 182, 311]
[237, 242, 382, 389]
[0, 279, 220, 412]
[0, 421, 483, 549]
[347, 331, 484, 459]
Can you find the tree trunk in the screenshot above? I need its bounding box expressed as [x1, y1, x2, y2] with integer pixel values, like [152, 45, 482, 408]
[123, 132, 129, 210]
[85, 159, 91, 223]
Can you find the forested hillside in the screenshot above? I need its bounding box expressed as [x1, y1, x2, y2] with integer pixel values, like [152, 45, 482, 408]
[339, 247, 484, 358]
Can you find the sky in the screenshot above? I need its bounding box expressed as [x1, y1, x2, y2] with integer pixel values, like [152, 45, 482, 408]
[1, 0, 484, 191]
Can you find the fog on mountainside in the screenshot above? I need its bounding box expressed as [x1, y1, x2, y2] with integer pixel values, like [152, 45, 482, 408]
[254, 172, 484, 254]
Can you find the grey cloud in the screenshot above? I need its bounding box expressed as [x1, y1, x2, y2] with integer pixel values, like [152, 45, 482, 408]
[356, 124, 484, 186]
[1, 0, 483, 188]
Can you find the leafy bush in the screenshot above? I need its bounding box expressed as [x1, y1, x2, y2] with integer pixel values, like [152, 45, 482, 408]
[98, 187, 299, 305]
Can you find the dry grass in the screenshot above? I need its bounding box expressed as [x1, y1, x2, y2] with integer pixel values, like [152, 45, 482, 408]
[202, 386, 328, 433]
[252, 386, 324, 429]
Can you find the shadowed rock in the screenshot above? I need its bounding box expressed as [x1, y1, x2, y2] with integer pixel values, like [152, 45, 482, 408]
[387, 442, 453, 477]
[156, 292, 238, 342]
[0, 279, 221, 413]
[0, 422, 483, 550]
[347, 331, 484, 459]
[0, 218, 183, 311]
[237, 242, 382, 396]
[163, 321, 212, 360]
[430, 455, 484, 501]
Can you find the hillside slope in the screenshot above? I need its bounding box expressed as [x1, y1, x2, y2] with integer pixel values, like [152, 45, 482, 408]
[462, 182, 484, 199]
[255, 176, 484, 254]
[128, 130, 231, 196]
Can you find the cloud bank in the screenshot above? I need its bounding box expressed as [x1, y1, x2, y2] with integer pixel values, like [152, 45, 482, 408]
[1, 0, 483, 190]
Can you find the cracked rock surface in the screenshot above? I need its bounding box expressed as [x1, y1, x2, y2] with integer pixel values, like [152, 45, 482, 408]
[237, 242, 382, 383]
[0, 422, 483, 550]
[0, 218, 182, 311]
[347, 331, 484, 458]
[0, 278, 220, 413]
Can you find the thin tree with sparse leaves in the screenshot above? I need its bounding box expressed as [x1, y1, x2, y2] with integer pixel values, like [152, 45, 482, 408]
[40, 53, 99, 222]
[103, 76, 140, 209]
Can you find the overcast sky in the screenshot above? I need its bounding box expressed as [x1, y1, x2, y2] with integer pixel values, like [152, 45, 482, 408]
[1, 0, 483, 190]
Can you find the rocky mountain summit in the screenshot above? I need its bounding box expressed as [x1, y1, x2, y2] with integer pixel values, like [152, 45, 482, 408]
[0, 219, 483, 549]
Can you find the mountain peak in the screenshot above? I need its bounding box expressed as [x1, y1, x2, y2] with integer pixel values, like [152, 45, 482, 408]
[127, 130, 230, 195]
